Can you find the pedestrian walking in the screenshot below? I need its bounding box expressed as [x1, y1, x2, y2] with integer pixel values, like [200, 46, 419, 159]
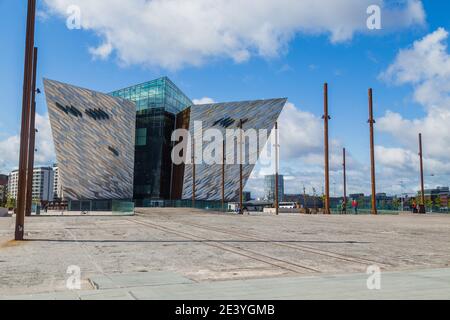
[352, 199, 358, 214]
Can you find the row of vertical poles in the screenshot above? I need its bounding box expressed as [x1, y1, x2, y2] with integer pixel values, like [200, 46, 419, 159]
[327, 87, 427, 215]
[15, 0, 37, 240]
[324, 85, 378, 215]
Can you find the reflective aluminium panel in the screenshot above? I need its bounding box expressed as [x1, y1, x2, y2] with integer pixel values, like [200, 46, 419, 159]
[44, 79, 136, 200]
[182, 98, 287, 201]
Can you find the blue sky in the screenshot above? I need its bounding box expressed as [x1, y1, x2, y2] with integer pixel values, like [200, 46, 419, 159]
[1, 0, 450, 197]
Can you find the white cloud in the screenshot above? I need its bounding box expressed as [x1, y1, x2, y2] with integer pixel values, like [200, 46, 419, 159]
[193, 97, 216, 105]
[377, 28, 450, 192]
[278, 102, 322, 159]
[34, 113, 56, 165]
[380, 28, 450, 107]
[88, 42, 113, 60]
[0, 135, 20, 173]
[0, 113, 55, 174]
[43, 0, 425, 70]
[375, 145, 418, 171]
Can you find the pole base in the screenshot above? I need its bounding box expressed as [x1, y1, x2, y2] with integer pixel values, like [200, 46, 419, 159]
[418, 205, 426, 214]
[15, 224, 24, 241]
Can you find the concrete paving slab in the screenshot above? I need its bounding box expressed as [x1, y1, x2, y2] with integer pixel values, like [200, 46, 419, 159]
[78, 288, 135, 300]
[3, 268, 450, 300]
[2, 208, 450, 298]
[3, 291, 80, 300]
[126, 268, 450, 300]
[89, 271, 194, 289]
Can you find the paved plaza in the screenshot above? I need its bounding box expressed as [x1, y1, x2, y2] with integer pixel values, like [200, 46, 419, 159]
[1, 209, 450, 299]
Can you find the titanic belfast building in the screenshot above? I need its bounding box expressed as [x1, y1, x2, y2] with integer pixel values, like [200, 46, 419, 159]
[44, 77, 286, 206]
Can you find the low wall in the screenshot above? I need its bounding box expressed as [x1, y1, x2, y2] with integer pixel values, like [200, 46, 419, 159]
[263, 208, 302, 214]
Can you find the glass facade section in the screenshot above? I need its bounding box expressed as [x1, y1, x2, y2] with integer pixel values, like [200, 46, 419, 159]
[109, 77, 193, 201]
[110, 77, 192, 114]
[135, 128, 147, 146]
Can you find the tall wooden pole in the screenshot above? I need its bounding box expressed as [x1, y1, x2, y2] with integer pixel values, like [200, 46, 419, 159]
[16, 0, 37, 240]
[323, 83, 331, 214]
[419, 133, 426, 214]
[25, 47, 38, 217]
[275, 122, 279, 215]
[368, 88, 378, 215]
[192, 137, 196, 208]
[239, 119, 243, 214]
[342, 147, 347, 214]
[222, 139, 225, 210]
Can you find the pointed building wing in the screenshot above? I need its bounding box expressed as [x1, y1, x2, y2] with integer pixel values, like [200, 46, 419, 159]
[44, 79, 136, 200]
[181, 98, 287, 201]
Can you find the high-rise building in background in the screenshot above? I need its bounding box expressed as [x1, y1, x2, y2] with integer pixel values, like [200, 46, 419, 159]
[7, 167, 54, 202]
[52, 164, 62, 200]
[264, 174, 284, 202]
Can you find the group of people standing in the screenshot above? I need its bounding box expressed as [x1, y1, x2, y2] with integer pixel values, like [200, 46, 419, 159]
[339, 199, 359, 214]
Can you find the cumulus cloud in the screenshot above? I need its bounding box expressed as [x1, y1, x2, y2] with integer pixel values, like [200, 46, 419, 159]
[278, 102, 322, 159]
[380, 28, 450, 107]
[0, 135, 20, 173]
[193, 97, 216, 105]
[43, 0, 425, 70]
[0, 113, 56, 174]
[377, 28, 450, 192]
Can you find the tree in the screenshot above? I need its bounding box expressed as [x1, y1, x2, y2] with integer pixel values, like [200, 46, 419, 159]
[392, 198, 401, 210]
[434, 197, 442, 210]
[6, 195, 15, 209]
[425, 198, 433, 212]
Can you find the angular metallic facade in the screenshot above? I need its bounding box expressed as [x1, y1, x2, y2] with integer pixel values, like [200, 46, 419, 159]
[44, 79, 135, 200]
[43, 77, 286, 204]
[181, 98, 287, 201]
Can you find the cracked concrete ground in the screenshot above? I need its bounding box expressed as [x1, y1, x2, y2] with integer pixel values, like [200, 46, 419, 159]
[1, 208, 450, 297]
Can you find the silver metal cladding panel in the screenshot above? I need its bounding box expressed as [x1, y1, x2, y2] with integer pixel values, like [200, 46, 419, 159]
[182, 98, 287, 201]
[44, 79, 136, 200]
